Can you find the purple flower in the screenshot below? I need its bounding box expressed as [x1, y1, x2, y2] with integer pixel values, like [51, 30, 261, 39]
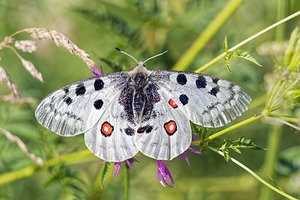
[92, 60, 104, 76]
[177, 147, 202, 166]
[157, 160, 176, 187]
[99, 156, 144, 179]
[113, 162, 122, 178]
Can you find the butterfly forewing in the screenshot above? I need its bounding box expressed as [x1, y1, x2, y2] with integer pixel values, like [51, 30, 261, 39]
[150, 70, 251, 128]
[35, 72, 129, 136]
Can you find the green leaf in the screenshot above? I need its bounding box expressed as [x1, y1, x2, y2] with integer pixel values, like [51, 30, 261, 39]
[190, 122, 208, 140]
[218, 137, 264, 162]
[233, 50, 262, 67]
[222, 149, 230, 162]
[100, 162, 111, 188]
[277, 146, 300, 175]
[284, 27, 299, 66]
[231, 147, 241, 154]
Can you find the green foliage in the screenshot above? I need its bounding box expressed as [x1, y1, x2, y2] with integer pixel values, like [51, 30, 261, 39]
[45, 165, 87, 200]
[220, 137, 264, 162]
[100, 162, 111, 188]
[277, 146, 300, 175]
[223, 36, 262, 72]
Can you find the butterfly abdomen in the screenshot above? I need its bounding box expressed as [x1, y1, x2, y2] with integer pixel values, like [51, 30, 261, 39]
[133, 88, 146, 120]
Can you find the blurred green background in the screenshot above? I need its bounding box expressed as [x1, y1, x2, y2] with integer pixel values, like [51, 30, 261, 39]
[0, 0, 300, 199]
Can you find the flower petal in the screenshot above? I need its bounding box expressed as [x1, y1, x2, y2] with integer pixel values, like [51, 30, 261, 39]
[188, 147, 202, 154]
[156, 160, 175, 188]
[177, 151, 190, 166]
[126, 160, 134, 170]
[113, 162, 122, 178]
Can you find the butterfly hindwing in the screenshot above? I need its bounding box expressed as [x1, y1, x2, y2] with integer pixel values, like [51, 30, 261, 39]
[35, 72, 129, 136]
[150, 70, 251, 128]
[84, 94, 139, 162]
[134, 84, 192, 160]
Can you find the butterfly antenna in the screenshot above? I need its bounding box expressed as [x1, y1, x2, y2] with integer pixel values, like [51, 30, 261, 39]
[115, 47, 139, 64]
[142, 50, 168, 65]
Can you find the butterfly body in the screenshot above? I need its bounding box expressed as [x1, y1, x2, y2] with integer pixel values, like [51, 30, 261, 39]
[35, 62, 251, 162]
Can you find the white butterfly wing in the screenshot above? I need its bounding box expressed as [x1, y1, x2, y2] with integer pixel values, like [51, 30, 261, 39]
[134, 87, 192, 160]
[84, 97, 138, 162]
[35, 72, 129, 136]
[151, 70, 251, 128]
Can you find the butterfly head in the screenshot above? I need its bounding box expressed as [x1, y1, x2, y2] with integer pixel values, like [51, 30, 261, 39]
[115, 47, 168, 72]
[130, 62, 149, 88]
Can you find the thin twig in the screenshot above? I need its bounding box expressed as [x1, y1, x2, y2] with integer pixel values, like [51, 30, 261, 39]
[209, 146, 298, 200]
[0, 128, 44, 166]
[196, 10, 300, 73]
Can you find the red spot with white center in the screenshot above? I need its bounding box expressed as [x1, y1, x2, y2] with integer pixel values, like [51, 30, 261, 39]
[164, 120, 177, 135]
[168, 99, 178, 108]
[101, 121, 114, 137]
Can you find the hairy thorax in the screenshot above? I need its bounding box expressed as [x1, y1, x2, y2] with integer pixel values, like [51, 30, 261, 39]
[118, 63, 160, 125]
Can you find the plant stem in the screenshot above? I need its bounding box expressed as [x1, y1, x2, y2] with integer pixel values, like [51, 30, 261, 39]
[172, 0, 244, 71]
[259, 125, 282, 200]
[275, 0, 287, 41]
[0, 150, 94, 186]
[203, 115, 264, 142]
[260, 3, 287, 198]
[195, 10, 300, 73]
[209, 146, 298, 200]
[123, 166, 129, 200]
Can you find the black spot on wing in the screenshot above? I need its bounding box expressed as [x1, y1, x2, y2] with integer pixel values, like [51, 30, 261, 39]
[137, 127, 145, 133]
[179, 94, 189, 105]
[94, 99, 103, 109]
[209, 87, 219, 96]
[177, 74, 187, 85]
[64, 97, 73, 105]
[137, 125, 153, 134]
[146, 126, 153, 133]
[76, 83, 86, 96]
[63, 87, 69, 94]
[196, 76, 207, 88]
[125, 127, 135, 136]
[94, 79, 104, 91]
[212, 77, 219, 84]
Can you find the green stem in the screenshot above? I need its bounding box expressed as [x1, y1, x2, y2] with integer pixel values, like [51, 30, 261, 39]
[275, 0, 287, 41]
[204, 115, 264, 142]
[195, 10, 300, 73]
[259, 125, 282, 200]
[123, 166, 129, 200]
[0, 150, 94, 186]
[268, 113, 299, 123]
[172, 0, 244, 71]
[209, 146, 298, 200]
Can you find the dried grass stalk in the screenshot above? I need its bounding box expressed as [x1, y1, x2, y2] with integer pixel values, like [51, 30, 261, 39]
[20, 58, 43, 82]
[0, 66, 20, 98]
[0, 128, 44, 165]
[0, 95, 36, 104]
[25, 28, 97, 70]
[14, 40, 37, 53]
[6, 45, 44, 82]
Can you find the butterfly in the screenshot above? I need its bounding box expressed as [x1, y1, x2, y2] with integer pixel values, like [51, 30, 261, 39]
[35, 49, 251, 162]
